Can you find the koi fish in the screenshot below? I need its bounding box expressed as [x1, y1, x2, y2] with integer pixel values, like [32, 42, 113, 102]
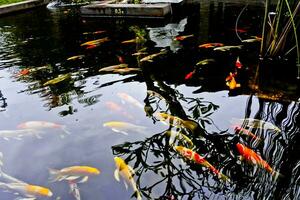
[117, 92, 143, 110]
[225, 72, 241, 90]
[174, 146, 229, 181]
[86, 44, 97, 49]
[112, 68, 141, 75]
[140, 49, 167, 63]
[17, 121, 71, 136]
[49, 166, 100, 183]
[154, 112, 198, 132]
[235, 56, 242, 69]
[198, 43, 224, 48]
[0, 129, 42, 140]
[242, 36, 262, 43]
[80, 37, 110, 46]
[43, 74, 71, 86]
[103, 121, 147, 135]
[19, 69, 30, 76]
[114, 157, 142, 200]
[82, 30, 106, 35]
[105, 101, 134, 120]
[231, 118, 281, 133]
[233, 125, 261, 142]
[196, 59, 216, 66]
[185, 70, 196, 80]
[236, 143, 282, 178]
[132, 52, 148, 56]
[0, 182, 53, 199]
[174, 34, 194, 41]
[121, 38, 136, 44]
[164, 130, 194, 148]
[67, 55, 85, 61]
[98, 64, 128, 73]
[213, 45, 243, 52]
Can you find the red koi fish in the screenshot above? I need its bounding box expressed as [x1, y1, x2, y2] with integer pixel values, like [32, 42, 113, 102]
[174, 34, 194, 41]
[198, 43, 224, 49]
[233, 125, 261, 142]
[184, 69, 196, 80]
[236, 143, 282, 178]
[235, 57, 242, 69]
[174, 146, 230, 181]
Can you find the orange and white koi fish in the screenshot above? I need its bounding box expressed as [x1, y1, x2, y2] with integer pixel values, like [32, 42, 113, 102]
[198, 43, 224, 48]
[80, 37, 110, 46]
[67, 55, 85, 61]
[0, 182, 53, 199]
[231, 118, 281, 133]
[49, 166, 100, 183]
[99, 64, 128, 73]
[154, 112, 198, 132]
[236, 143, 282, 178]
[241, 36, 262, 43]
[174, 146, 229, 181]
[103, 121, 147, 135]
[17, 121, 71, 136]
[233, 125, 261, 141]
[105, 101, 134, 120]
[225, 72, 241, 90]
[185, 69, 196, 80]
[174, 34, 194, 41]
[235, 56, 242, 69]
[114, 157, 142, 200]
[86, 44, 97, 49]
[117, 92, 143, 110]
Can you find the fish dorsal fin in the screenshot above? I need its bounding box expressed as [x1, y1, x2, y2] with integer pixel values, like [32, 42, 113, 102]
[114, 169, 120, 182]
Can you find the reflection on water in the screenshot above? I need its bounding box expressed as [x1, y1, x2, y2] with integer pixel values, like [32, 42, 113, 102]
[0, 2, 299, 200]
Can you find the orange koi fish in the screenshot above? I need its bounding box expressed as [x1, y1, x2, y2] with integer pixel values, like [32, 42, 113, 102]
[174, 34, 194, 41]
[198, 43, 224, 48]
[236, 143, 282, 178]
[174, 146, 229, 181]
[0, 182, 53, 198]
[86, 44, 97, 49]
[49, 166, 100, 183]
[185, 69, 196, 80]
[233, 125, 261, 142]
[19, 69, 30, 76]
[235, 56, 242, 69]
[80, 37, 110, 46]
[225, 72, 240, 90]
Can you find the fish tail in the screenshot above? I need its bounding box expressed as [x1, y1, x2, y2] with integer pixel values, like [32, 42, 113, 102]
[48, 168, 62, 182]
[132, 188, 142, 200]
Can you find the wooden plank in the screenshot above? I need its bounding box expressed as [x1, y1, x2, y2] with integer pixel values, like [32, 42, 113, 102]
[80, 3, 171, 18]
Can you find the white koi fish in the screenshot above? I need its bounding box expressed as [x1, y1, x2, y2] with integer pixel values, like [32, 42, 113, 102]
[0, 129, 42, 141]
[117, 92, 143, 110]
[103, 121, 147, 135]
[17, 121, 71, 136]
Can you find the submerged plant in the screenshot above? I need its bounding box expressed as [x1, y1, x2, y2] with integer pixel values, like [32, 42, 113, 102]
[260, 0, 300, 78]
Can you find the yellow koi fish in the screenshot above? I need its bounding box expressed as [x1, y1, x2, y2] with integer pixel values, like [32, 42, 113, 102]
[67, 55, 85, 61]
[121, 38, 137, 44]
[99, 64, 128, 73]
[49, 166, 100, 183]
[43, 74, 71, 86]
[164, 130, 194, 148]
[114, 157, 142, 200]
[154, 112, 198, 132]
[0, 182, 53, 198]
[112, 68, 141, 75]
[174, 146, 229, 181]
[80, 37, 110, 46]
[140, 49, 167, 63]
[103, 121, 147, 135]
[196, 59, 216, 66]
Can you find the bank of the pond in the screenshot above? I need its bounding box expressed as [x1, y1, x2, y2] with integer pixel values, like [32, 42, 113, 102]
[0, 0, 50, 16]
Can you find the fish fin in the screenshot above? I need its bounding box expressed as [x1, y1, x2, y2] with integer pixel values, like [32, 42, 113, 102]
[123, 180, 129, 190]
[77, 176, 89, 183]
[131, 189, 142, 200]
[147, 60, 153, 62]
[65, 176, 81, 181]
[112, 128, 128, 135]
[114, 169, 120, 182]
[48, 168, 61, 182]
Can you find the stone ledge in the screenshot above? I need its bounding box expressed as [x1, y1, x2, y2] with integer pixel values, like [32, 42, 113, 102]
[0, 0, 50, 16]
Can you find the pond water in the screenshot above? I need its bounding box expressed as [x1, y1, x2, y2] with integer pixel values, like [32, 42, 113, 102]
[0, 2, 299, 200]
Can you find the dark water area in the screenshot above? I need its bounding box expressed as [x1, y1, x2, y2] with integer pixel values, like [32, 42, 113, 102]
[0, 2, 299, 200]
